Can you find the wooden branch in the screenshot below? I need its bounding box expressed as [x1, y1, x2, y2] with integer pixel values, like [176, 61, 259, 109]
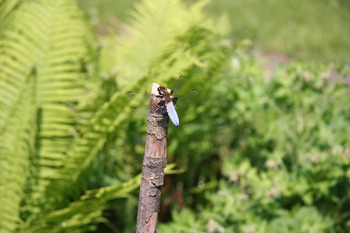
[136, 83, 169, 233]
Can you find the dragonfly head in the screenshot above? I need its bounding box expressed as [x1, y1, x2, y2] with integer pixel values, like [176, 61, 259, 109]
[157, 86, 167, 95]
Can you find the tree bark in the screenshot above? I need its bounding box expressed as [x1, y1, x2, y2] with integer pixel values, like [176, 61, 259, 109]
[136, 83, 169, 233]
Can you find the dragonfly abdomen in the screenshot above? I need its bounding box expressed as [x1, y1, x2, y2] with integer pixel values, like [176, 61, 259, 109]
[166, 101, 179, 127]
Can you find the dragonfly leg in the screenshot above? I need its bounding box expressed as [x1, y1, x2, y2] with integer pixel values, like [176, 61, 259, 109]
[172, 97, 178, 105]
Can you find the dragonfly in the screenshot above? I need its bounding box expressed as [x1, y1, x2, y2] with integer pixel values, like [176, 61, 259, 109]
[127, 76, 198, 127]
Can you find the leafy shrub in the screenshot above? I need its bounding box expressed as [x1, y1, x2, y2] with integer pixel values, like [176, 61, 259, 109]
[159, 56, 350, 232]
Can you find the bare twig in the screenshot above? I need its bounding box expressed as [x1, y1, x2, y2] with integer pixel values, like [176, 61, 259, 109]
[136, 83, 169, 233]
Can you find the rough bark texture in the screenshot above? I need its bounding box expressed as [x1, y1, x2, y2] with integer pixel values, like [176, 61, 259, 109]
[136, 83, 169, 233]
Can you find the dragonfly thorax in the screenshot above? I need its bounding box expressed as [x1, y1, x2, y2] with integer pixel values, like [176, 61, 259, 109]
[157, 86, 173, 103]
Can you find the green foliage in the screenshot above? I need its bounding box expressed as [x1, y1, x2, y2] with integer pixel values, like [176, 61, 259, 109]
[0, 0, 92, 231]
[0, 0, 235, 232]
[1, 0, 349, 232]
[76, 0, 139, 23]
[0, 0, 19, 29]
[203, 0, 350, 64]
[78, 0, 350, 64]
[159, 55, 350, 232]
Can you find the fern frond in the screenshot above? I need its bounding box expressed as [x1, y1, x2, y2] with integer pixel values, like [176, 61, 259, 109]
[26, 164, 178, 232]
[100, 0, 209, 90]
[0, 0, 20, 29]
[0, 70, 36, 233]
[0, 0, 93, 231]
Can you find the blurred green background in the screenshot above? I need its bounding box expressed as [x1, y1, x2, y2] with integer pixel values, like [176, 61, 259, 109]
[77, 0, 350, 64]
[0, 0, 349, 232]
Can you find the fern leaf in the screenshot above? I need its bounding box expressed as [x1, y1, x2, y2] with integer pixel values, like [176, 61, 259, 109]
[0, 0, 20, 29]
[100, 0, 209, 90]
[0, 0, 92, 231]
[0, 70, 36, 233]
[25, 163, 179, 232]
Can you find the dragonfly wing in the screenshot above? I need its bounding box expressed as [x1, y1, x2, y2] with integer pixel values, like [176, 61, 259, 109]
[171, 76, 184, 96]
[126, 91, 152, 116]
[130, 105, 149, 116]
[126, 91, 151, 104]
[174, 89, 198, 109]
[166, 101, 180, 127]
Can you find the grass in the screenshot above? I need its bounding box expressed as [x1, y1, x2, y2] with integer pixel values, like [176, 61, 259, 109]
[78, 0, 350, 64]
[202, 0, 350, 64]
